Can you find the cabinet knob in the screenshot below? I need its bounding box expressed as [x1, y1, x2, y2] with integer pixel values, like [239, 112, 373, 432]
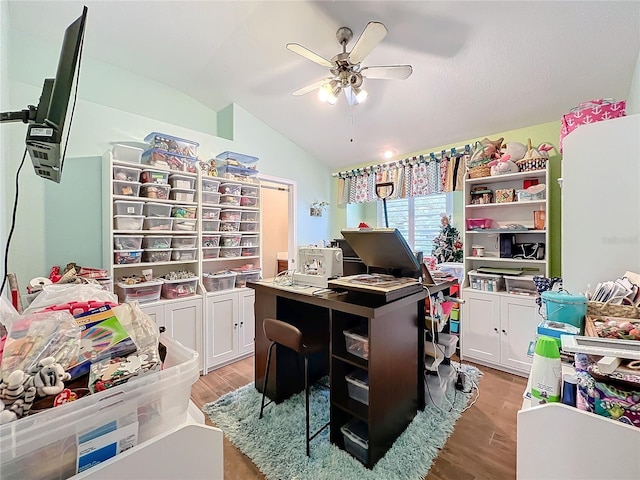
[240, 321, 244, 326]
[494, 327, 499, 333]
[234, 323, 238, 328]
[502, 329, 506, 334]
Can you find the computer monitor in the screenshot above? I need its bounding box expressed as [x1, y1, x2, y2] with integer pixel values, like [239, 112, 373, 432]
[0, 6, 87, 183]
[340, 228, 421, 278]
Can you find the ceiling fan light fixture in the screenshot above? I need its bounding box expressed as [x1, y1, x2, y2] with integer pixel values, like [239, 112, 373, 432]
[353, 86, 368, 104]
[383, 149, 396, 159]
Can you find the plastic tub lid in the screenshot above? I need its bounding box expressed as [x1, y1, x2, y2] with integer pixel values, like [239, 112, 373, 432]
[117, 279, 163, 288]
[215, 151, 259, 164]
[114, 179, 141, 186]
[204, 271, 237, 278]
[346, 369, 369, 388]
[114, 214, 144, 219]
[144, 132, 200, 147]
[162, 276, 199, 283]
[169, 174, 194, 180]
[142, 147, 197, 160]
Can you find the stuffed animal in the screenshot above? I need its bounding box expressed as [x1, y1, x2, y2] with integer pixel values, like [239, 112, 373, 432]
[470, 137, 504, 162]
[488, 154, 519, 175]
[501, 142, 527, 162]
[0, 399, 17, 424]
[27, 357, 71, 397]
[0, 370, 36, 420]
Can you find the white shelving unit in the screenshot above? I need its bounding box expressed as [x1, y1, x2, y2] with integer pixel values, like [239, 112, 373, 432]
[460, 168, 550, 376]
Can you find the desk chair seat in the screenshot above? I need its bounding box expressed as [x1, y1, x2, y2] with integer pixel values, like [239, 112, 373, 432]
[259, 318, 329, 456]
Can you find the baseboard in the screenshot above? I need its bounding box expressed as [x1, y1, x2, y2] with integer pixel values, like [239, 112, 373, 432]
[460, 355, 530, 378]
[205, 352, 254, 374]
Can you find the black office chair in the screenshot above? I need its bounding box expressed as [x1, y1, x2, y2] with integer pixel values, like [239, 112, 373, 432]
[259, 318, 330, 457]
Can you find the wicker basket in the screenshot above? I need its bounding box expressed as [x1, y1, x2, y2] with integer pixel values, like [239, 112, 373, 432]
[586, 297, 640, 319]
[468, 162, 491, 179]
[516, 138, 548, 172]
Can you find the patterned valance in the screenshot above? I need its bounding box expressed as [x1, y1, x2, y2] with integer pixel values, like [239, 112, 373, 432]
[335, 146, 470, 205]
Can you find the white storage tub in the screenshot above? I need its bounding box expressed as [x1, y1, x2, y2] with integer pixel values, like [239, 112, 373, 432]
[172, 236, 198, 249]
[202, 220, 221, 232]
[116, 279, 163, 303]
[468, 270, 504, 292]
[343, 327, 369, 360]
[112, 144, 143, 164]
[143, 217, 173, 232]
[203, 272, 237, 292]
[202, 191, 221, 205]
[114, 215, 144, 231]
[140, 168, 169, 184]
[113, 165, 141, 182]
[0, 334, 199, 480]
[143, 202, 172, 218]
[168, 174, 195, 190]
[202, 207, 221, 220]
[114, 200, 144, 216]
[169, 188, 196, 202]
[143, 236, 172, 249]
[346, 369, 369, 405]
[201, 178, 220, 192]
[143, 248, 172, 263]
[341, 419, 369, 464]
[113, 180, 141, 197]
[113, 235, 143, 250]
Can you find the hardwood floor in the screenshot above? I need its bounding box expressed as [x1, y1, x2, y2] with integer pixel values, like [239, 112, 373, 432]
[191, 356, 527, 480]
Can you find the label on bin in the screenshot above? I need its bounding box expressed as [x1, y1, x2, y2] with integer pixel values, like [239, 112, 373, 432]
[77, 420, 138, 473]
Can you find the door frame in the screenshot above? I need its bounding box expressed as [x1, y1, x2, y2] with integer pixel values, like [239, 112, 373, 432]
[257, 174, 297, 271]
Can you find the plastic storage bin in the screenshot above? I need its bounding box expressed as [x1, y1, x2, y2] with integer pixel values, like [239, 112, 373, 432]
[220, 220, 240, 232]
[216, 164, 259, 177]
[219, 247, 241, 258]
[161, 277, 198, 299]
[466, 218, 492, 230]
[219, 209, 242, 221]
[201, 178, 220, 192]
[202, 191, 221, 205]
[203, 271, 237, 292]
[436, 332, 459, 358]
[240, 196, 258, 207]
[114, 249, 143, 265]
[346, 369, 369, 405]
[239, 221, 258, 232]
[140, 183, 171, 200]
[343, 327, 369, 360]
[341, 419, 369, 464]
[171, 205, 197, 219]
[143, 236, 172, 249]
[114, 215, 144, 231]
[218, 183, 242, 196]
[114, 200, 144, 216]
[115, 279, 163, 303]
[173, 218, 196, 232]
[171, 248, 197, 261]
[541, 291, 587, 328]
[172, 236, 197, 249]
[202, 247, 221, 259]
[143, 202, 172, 218]
[505, 275, 537, 295]
[113, 165, 141, 182]
[140, 168, 169, 184]
[113, 235, 143, 250]
[241, 211, 259, 222]
[240, 235, 259, 247]
[113, 180, 141, 197]
[215, 151, 259, 167]
[234, 269, 261, 288]
[202, 235, 221, 247]
[144, 217, 173, 231]
[169, 174, 195, 190]
[241, 185, 259, 197]
[143, 248, 172, 263]
[112, 144, 143, 164]
[241, 247, 258, 257]
[202, 207, 221, 219]
[468, 270, 504, 292]
[142, 148, 197, 172]
[220, 234, 241, 247]
[144, 132, 199, 158]
[202, 219, 221, 232]
[219, 194, 241, 206]
[170, 188, 196, 202]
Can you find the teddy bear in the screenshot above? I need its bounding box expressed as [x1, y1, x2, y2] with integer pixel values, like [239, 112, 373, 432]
[488, 154, 519, 175]
[0, 399, 18, 424]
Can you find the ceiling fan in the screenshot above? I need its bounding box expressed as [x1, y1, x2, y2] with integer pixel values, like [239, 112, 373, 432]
[287, 21, 413, 106]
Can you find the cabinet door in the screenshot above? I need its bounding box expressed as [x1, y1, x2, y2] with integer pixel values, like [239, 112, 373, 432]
[206, 292, 238, 369]
[165, 298, 202, 362]
[140, 303, 165, 329]
[500, 295, 539, 373]
[238, 290, 255, 355]
[461, 290, 500, 363]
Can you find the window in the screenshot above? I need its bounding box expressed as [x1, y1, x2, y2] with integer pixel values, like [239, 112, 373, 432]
[378, 193, 454, 255]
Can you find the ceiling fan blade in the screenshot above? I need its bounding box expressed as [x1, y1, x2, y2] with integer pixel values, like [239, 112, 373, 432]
[292, 77, 334, 96]
[348, 22, 387, 65]
[361, 65, 413, 80]
[286, 43, 334, 68]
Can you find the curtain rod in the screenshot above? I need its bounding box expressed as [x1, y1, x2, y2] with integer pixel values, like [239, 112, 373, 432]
[331, 144, 471, 178]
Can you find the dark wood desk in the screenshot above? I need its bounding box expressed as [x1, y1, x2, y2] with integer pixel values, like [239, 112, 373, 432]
[249, 280, 428, 468]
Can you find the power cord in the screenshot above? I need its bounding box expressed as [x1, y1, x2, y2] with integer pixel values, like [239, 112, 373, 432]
[1, 148, 28, 297]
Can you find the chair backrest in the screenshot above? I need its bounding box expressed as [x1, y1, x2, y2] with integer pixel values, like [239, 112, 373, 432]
[263, 318, 303, 353]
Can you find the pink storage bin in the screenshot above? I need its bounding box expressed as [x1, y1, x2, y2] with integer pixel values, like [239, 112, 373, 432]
[466, 218, 492, 230]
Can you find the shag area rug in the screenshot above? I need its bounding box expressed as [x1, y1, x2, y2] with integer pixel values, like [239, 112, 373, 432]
[204, 363, 482, 480]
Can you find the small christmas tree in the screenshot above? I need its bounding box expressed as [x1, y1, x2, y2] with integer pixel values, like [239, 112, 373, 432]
[432, 215, 463, 263]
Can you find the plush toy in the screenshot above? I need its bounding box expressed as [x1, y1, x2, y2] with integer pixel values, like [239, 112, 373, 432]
[0, 370, 36, 419]
[470, 137, 504, 162]
[501, 142, 527, 162]
[0, 399, 17, 424]
[488, 154, 519, 175]
[537, 143, 555, 159]
[27, 357, 71, 397]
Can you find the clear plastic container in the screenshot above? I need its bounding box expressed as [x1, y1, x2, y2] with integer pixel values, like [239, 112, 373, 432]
[202, 219, 221, 232]
[171, 236, 197, 249]
[504, 275, 537, 295]
[116, 279, 163, 303]
[346, 369, 369, 405]
[239, 221, 258, 232]
[113, 180, 141, 197]
[161, 277, 199, 299]
[218, 183, 242, 196]
[240, 196, 258, 207]
[241, 247, 258, 257]
[201, 178, 220, 192]
[219, 194, 241, 206]
[202, 207, 221, 220]
[219, 209, 242, 221]
[170, 188, 195, 202]
[202, 247, 221, 259]
[202, 191, 221, 205]
[140, 168, 170, 184]
[171, 248, 197, 261]
[114, 200, 144, 216]
[203, 271, 237, 292]
[343, 327, 369, 359]
[0, 334, 199, 480]
[171, 205, 197, 219]
[241, 211, 259, 222]
[142, 148, 197, 172]
[143, 236, 172, 249]
[468, 270, 505, 292]
[219, 220, 240, 232]
[240, 235, 259, 247]
[112, 144, 143, 164]
[172, 218, 196, 232]
[143, 202, 172, 218]
[144, 216, 173, 231]
[220, 234, 241, 247]
[241, 185, 259, 197]
[202, 235, 221, 247]
[143, 248, 172, 263]
[466, 218, 492, 230]
[216, 164, 258, 177]
[234, 270, 260, 287]
[215, 151, 259, 166]
[168, 174, 195, 190]
[219, 247, 241, 258]
[114, 215, 144, 231]
[113, 165, 141, 182]
[113, 235, 143, 250]
[114, 249, 143, 264]
[341, 419, 369, 464]
[436, 332, 459, 358]
[144, 132, 199, 158]
[140, 183, 171, 200]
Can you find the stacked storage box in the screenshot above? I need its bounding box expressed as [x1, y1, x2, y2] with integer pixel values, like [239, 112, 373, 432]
[214, 151, 259, 180]
[142, 132, 199, 173]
